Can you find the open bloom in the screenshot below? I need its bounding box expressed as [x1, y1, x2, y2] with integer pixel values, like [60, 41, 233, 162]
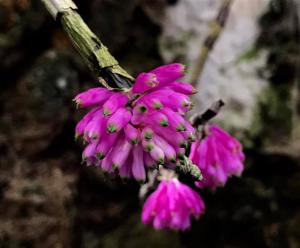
[189, 124, 245, 189]
[142, 177, 205, 231]
[74, 64, 196, 182]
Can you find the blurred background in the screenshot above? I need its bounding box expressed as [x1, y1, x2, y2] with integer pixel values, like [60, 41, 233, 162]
[0, 0, 299, 247]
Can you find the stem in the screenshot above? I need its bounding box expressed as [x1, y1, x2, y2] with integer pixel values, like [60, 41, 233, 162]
[189, 0, 233, 86]
[191, 99, 225, 127]
[41, 0, 133, 89]
[176, 157, 202, 181]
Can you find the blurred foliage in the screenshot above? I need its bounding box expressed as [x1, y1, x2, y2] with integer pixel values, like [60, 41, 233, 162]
[0, 0, 299, 248]
[254, 0, 300, 146]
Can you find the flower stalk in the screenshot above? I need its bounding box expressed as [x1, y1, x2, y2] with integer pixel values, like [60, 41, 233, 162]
[191, 99, 225, 127]
[41, 0, 133, 89]
[176, 156, 203, 181]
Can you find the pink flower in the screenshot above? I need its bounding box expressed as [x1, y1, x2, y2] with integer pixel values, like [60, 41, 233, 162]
[142, 177, 205, 231]
[189, 124, 245, 189]
[74, 88, 113, 108]
[74, 64, 196, 182]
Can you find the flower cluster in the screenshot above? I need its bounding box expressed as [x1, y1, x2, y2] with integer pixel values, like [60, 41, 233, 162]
[189, 124, 245, 189]
[142, 171, 205, 231]
[74, 63, 246, 231]
[141, 124, 245, 231]
[74, 64, 196, 182]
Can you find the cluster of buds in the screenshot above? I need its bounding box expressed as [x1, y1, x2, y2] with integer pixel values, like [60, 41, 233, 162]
[140, 124, 245, 231]
[74, 64, 196, 182]
[74, 63, 245, 231]
[190, 124, 245, 189]
[142, 169, 205, 231]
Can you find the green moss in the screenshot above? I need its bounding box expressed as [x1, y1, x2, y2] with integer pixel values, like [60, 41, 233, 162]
[250, 84, 293, 146]
[236, 46, 259, 64]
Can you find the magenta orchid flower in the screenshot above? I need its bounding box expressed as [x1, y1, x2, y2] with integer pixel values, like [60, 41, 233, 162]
[74, 63, 196, 182]
[142, 172, 205, 231]
[189, 124, 245, 189]
[74, 63, 246, 231]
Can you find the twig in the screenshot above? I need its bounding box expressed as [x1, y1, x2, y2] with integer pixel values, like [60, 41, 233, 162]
[189, 0, 233, 86]
[41, 0, 133, 89]
[191, 99, 225, 127]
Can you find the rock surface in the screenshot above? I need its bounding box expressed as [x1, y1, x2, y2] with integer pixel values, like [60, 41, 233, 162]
[159, 0, 270, 130]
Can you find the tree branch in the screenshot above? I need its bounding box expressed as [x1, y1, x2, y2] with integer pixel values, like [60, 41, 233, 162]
[41, 0, 133, 89]
[189, 0, 233, 86]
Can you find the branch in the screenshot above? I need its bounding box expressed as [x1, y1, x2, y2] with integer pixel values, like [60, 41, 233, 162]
[41, 0, 133, 89]
[191, 99, 225, 127]
[189, 0, 233, 86]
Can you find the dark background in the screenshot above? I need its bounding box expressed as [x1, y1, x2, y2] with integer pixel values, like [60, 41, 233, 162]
[0, 0, 299, 247]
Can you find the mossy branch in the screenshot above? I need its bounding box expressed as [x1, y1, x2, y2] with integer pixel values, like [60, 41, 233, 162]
[41, 0, 133, 89]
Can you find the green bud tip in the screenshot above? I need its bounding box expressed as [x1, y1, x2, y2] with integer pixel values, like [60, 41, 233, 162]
[138, 105, 147, 113]
[170, 157, 177, 163]
[188, 134, 196, 142]
[153, 102, 162, 109]
[180, 141, 188, 148]
[96, 153, 104, 160]
[91, 133, 98, 139]
[131, 139, 139, 145]
[107, 123, 117, 133]
[144, 132, 153, 140]
[160, 120, 169, 127]
[176, 124, 186, 132]
[182, 101, 190, 107]
[112, 163, 119, 170]
[177, 153, 185, 159]
[103, 109, 111, 116]
[144, 144, 154, 152]
[157, 157, 164, 164]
